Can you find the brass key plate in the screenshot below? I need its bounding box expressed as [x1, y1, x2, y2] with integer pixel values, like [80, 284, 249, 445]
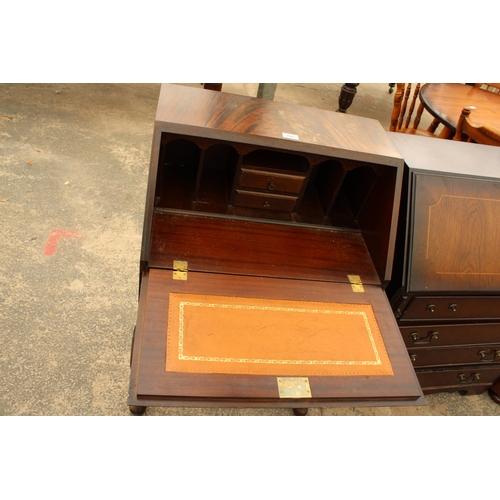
[277, 377, 312, 398]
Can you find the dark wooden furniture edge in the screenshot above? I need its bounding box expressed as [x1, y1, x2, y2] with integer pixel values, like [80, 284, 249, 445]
[127, 394, 427, 409]
[156, 85, 404, 168]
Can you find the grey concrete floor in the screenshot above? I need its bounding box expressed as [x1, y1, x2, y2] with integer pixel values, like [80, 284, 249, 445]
[1, 83, 499, 416]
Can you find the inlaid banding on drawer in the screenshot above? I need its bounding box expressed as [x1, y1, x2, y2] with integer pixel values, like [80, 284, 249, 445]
[239, 168, 306, 194]
[234, 189, 298, 212]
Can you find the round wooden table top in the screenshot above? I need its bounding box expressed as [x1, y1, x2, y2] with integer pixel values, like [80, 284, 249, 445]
[420, 83, 500, 132]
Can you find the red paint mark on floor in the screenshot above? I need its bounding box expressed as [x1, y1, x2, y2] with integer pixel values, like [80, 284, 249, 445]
[44, 229, 81, 256]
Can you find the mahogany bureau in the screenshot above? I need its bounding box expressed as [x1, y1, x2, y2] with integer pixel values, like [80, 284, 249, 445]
[127, 84, 423, 415]
[387, 133, 500, 403]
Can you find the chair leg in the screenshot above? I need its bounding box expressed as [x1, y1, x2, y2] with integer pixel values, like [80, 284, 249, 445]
[438, 126, 454, 139]
[427, 118, 440, 134]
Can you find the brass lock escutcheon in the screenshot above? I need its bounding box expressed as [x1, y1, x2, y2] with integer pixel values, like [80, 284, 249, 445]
[277, 377, 312, 398]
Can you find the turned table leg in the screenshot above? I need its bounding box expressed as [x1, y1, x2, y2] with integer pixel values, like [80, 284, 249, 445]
[337, 83, 359, 113]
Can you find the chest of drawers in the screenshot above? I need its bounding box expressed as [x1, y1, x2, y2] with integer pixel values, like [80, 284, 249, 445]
[387, 133, 500, 402]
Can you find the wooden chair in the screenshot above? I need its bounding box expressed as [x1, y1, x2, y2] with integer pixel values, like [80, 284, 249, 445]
[389, 83, 441, 136]
[475, 83, 500, 94]
[453, 106, 500, 146]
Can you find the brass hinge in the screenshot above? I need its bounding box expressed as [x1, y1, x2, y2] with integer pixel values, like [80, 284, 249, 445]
[173, 260, 188, 281]
[348, 274, 364, 292]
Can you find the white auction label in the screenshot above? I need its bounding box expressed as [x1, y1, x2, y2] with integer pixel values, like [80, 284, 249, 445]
[282, 132, 299, 140]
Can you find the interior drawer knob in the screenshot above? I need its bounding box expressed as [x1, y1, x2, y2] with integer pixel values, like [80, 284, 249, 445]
[448, 304, 458, 312]
[426, 304, 436, 313]
[262, 201, 270, 208]
[410, 354, 417, 362]
[267, 181, 275, 190]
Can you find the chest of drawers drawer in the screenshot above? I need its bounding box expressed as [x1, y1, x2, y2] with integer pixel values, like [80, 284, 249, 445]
[238, 168, 306, 195]
[400, 323, 500, 348]
[233, 189, 298, 212]
[399, 296, 500, 321]
[415, 365, 500, 391]
[408, 345, 500, 367]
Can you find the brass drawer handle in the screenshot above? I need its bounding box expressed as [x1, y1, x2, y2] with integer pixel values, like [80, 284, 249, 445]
[458, 373, 480, 384]
[478, 350, 500, 362]
[426, 304, 436, 313]
[262, 201, 270, 208]
[268, 181, 275, 190]
[410, 331, 439, 345]
[448, 303, 458, 312]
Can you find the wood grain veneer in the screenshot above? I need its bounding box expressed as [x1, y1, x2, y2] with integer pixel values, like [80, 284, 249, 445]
[128, 85, 423, 412]
[149, 212, 380, 284]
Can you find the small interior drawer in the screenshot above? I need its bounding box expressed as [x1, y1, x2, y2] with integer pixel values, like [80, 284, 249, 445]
[399, 296, 500, 321]
[233, 190, 298, 212]
[239, 168, 305, 194]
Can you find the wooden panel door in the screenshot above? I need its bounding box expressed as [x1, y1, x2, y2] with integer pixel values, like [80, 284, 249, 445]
[408, 172, 500, 292]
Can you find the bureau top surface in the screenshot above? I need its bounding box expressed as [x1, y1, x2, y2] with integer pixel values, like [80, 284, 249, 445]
[155, 84, 404, 166]
[389, 132, 500, 180]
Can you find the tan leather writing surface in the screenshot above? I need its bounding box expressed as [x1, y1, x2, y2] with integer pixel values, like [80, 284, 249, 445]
[166, 293, 394, 377]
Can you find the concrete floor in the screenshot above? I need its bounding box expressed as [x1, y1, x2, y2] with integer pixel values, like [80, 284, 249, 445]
[1, 83, 499, 416]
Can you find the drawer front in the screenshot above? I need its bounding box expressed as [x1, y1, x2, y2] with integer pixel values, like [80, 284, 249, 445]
[234, 190, 298, 212]
[400, 323, 500, 348]
[400, 296, 500, 321]
[416, 365, 500, 390]
[239, 168, 305, 194]
[408, 345, 500, 368]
